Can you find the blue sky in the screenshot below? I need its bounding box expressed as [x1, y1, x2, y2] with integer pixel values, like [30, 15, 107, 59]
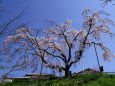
[1, 0, 115, 77]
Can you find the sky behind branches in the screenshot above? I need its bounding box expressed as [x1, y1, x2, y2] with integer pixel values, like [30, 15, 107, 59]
[1, 0, 115, 77]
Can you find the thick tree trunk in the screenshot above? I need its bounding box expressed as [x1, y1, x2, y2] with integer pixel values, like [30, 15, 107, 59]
[65, 66, 69, 77]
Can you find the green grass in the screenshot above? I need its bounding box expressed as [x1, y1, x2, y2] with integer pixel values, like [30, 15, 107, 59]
[1, 74, 115, 86]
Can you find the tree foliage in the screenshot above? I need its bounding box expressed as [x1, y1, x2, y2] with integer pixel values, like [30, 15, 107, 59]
[4, 8, 115, 77]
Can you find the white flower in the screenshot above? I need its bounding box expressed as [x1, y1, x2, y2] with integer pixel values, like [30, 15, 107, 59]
[67, 29, 78, 37]
[78, 30, 87, 37]
[65, 19, 72, 25]
[82, 8, 91, 17]
[16, 28, 31, 33]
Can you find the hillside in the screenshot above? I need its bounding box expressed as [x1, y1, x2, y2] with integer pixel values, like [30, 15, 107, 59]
[1, 74, 115, 86]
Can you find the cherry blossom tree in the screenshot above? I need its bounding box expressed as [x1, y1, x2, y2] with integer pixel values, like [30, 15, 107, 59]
[4, 8, 115, 77]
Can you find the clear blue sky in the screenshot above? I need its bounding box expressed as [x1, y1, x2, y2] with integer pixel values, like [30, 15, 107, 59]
[1, 0, 115, 77]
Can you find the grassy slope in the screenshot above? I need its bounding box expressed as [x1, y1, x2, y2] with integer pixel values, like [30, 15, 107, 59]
[1, 74, 115, 86]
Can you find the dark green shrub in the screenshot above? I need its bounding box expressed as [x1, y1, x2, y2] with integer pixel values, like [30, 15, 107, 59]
[109, 75, 113, 79]
[48, 75, 57, 80]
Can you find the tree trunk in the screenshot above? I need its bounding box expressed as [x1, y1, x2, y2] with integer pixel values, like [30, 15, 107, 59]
[65, 66, 69, 77]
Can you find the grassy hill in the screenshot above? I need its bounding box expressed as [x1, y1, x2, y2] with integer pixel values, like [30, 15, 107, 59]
[1, 74, 115, 86]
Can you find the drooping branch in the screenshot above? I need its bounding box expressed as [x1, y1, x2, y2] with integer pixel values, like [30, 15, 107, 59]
[94, 43, 101, 71]
[69, 16, 93, 67]
[0, 10, 26, 37]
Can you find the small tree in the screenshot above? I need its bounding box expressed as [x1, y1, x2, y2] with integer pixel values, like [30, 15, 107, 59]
[4, 9, 115, 77]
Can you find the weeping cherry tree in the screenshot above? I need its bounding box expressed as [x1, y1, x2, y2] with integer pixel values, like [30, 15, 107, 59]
[4, 9, 115, 77]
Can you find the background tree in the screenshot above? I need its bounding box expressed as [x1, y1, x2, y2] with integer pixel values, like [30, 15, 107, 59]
[4, 8, 115, 77]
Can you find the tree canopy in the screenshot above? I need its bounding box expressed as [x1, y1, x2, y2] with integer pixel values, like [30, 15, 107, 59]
[4, 9, 115, 77]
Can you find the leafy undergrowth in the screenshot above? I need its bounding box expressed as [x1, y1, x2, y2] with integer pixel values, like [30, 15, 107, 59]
[1, 74, 115, 86]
